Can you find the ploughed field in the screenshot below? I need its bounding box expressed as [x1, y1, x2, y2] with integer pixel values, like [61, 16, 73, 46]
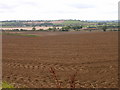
[2, 31, 118, 88]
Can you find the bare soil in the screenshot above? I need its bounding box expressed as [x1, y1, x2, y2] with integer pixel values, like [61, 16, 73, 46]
[2, 31, 118, 88]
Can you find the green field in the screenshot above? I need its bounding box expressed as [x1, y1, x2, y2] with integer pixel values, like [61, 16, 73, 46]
[3, 33, 39, 37]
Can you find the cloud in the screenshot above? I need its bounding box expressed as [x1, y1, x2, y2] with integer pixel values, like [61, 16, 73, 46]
[0, 3, 17, 10]
[69, 3, 95, 9]
[0, 3, 17, 13]
[18, 0, 39, 7]
[0, 0, 119, 20]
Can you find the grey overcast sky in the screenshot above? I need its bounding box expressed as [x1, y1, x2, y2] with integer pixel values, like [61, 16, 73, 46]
[0, 0, 119, 20]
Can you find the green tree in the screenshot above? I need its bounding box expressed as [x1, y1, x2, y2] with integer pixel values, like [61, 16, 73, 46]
[48, 28, 53, 31]
[32, 26, 36, 31]
[102, 25, 107, 32]
[53, 27, 56, 31]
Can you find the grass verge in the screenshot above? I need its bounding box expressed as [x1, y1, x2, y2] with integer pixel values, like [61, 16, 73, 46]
[2, 33, 39, 37]
[2, 81, 14, 88]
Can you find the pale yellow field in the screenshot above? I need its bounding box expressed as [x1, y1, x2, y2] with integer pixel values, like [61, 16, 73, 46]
[1, 26, 62, 30]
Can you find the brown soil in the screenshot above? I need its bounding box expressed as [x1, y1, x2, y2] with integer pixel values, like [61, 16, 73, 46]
[4, 31, 93, 36]
[2, 31, 118, 88]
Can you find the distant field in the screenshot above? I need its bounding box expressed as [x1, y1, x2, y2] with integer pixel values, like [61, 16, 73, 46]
[50, 20, 65, 24]
[53, 20, 82, 25]
[3, 31, 118, 88]
[1, 26, 62, 30]
[3, 31, 92, 36]
[53, 20, 96, 26]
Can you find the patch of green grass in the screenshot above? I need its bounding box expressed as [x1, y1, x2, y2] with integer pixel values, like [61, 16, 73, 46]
[1, 26, 17, 28]
[53, 20, 97, 26]
[63, 20, 81, 24]
[3, 33, 39, 37]
[2, 82, 14, 88]
[20, 34, 38, 37]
